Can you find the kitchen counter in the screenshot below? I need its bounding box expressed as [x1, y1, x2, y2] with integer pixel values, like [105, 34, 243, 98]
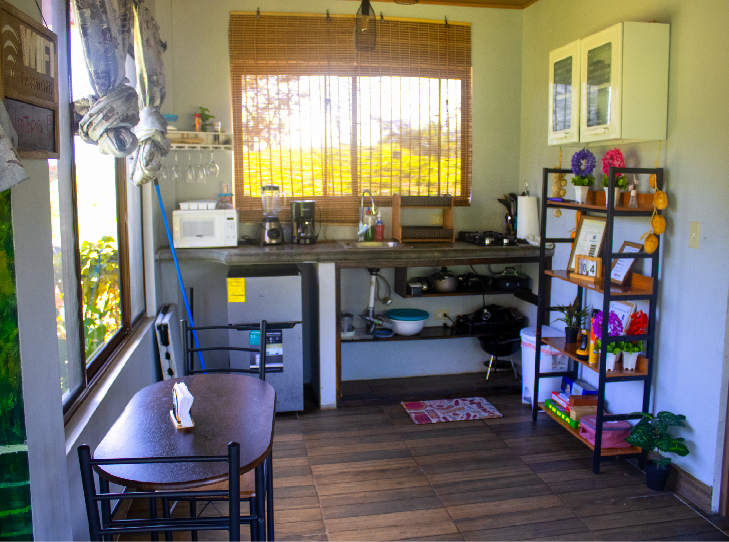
[156, 240, 551, 267]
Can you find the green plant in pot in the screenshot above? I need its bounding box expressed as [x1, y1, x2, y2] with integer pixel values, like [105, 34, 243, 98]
[554, 297, 589, 344]
[624, 411, 690, 491]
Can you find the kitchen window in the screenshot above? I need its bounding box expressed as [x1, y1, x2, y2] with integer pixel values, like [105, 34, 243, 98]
[52, 3, 145, 417]
[229, 13, 472, 223]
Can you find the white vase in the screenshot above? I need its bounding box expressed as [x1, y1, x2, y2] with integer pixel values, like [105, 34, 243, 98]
[574, 185, 589, 204]
[604, 187, 621, 207]
[605, 352, 619, 371]
[623, 351, 640, 371]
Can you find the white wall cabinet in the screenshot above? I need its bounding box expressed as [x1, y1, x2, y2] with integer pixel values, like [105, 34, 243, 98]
[548, 22, 670, 146]
[548, 40, 580, 146]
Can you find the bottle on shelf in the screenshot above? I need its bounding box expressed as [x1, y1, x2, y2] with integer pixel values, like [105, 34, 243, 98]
[628, 189, 639, 208]
[374, 211, 385, 241]
[195, 113, 202, 132]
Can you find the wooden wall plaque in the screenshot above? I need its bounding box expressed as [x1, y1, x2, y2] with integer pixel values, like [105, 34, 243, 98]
[0, 0, 59, 158]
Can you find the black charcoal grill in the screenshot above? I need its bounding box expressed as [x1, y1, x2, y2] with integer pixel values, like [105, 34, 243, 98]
[451, 305, 524, 380]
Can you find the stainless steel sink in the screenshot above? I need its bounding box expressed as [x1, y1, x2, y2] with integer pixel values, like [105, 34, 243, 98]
[338, 241, 410, 249]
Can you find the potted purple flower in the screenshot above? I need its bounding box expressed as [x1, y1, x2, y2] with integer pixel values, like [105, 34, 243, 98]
[592, 310, 624, 371]
[571, 149, 596, 204]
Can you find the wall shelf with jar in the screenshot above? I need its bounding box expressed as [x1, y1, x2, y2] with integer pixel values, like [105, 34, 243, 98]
[168, 131, 234, 150]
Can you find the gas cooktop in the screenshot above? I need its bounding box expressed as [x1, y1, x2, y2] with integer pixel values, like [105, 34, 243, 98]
[458, 231, 518, 246]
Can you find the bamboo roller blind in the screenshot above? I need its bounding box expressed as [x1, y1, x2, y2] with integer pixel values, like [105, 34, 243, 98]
[229, 12, 472, 224]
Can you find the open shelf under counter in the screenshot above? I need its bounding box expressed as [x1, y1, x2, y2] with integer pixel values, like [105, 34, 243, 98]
[541, 337, 649, 378]
[538, 403, 642, 457]
[545, 270, 653, 297]
[341, 325, 473, 343]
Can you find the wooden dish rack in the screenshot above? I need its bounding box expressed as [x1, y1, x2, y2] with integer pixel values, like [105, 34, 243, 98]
[392, 195, 455, 243]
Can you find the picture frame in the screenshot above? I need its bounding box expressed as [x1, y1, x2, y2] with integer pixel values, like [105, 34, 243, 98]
[568, 216, 607, 272]
[610, 241, 642, 285]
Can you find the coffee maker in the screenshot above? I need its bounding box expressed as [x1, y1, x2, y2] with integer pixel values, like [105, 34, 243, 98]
[291, 200, 317, 245]
[258, 184, 286, 245]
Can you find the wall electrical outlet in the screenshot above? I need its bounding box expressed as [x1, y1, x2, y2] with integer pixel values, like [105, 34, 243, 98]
[431, 214, 443, 225]
[689, 221, 700, 249]
[435, 309, 449, 321]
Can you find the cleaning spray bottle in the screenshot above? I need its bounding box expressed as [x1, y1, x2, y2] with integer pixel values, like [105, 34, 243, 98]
[374, 211, 384, 241]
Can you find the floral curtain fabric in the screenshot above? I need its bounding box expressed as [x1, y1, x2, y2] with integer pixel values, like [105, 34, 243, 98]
[71, 0, 140, 157]
[130, 2, 170, 186]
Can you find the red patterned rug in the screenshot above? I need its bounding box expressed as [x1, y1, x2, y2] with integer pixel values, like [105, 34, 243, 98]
[401, 397, 502, 424]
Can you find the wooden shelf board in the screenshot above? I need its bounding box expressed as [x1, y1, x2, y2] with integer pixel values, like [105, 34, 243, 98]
[397, 288, 532, 299]
[541, 337, 649, 377]
[341, 325, 473, 342]
[546, 192, 654, 214]
[538, 403, 642, 457]
[545, 270, 653, 296]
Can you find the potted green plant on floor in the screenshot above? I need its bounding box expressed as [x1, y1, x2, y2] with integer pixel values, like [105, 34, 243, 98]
[553, 297, 589, 344]
[625, 411, 690, 490]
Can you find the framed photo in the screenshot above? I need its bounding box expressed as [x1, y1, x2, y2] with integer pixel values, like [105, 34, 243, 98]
[610, 241, 642, 285]
[609, 300, 636, 333]
[568, 216, 607, 272]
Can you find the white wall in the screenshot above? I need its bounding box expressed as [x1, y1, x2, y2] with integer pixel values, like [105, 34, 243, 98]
[64, 327, 157, 540]
[519, 0, 729, 506]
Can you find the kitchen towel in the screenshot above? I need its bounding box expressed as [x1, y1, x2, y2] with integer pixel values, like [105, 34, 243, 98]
[517, 196, 539, 240]
[402, 397, 502, 424]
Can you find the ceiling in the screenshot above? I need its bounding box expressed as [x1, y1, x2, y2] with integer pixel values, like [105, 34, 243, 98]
[361, 0, 540, 8]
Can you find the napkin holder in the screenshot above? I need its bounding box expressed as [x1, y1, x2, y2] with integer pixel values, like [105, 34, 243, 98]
[170, 382, 194, 430]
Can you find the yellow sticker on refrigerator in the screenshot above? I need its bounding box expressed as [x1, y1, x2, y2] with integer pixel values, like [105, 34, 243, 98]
[227, 278, 246, 302]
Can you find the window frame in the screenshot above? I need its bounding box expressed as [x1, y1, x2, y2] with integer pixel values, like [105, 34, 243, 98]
[61, 0, 146, 422]
[229, 13, 472, 224]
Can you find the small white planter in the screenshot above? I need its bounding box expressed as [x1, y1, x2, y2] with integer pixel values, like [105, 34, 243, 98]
[623, 351, 640, 371]
[604, 187, 621, 207]
[574, 185, 589, 204]
[605, 352, 620, 371]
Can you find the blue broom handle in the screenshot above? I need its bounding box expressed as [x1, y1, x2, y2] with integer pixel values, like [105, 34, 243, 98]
[154, 180, 206, 370]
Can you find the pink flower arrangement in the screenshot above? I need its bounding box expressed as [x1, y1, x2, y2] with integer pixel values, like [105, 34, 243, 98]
[601, 148, 628, 189]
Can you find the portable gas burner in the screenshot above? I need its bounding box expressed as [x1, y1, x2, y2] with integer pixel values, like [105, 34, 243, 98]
[458, 231, 517, 246]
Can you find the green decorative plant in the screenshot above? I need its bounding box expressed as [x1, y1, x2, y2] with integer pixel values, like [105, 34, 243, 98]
[625, 412, 690, 468]
[553, 297, 589, 329]
[602, 175, 629, 190]
[199, 107, 215, 132]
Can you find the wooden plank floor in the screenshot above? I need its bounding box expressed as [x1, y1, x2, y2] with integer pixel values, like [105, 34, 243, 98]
[123, 394, 729, 541]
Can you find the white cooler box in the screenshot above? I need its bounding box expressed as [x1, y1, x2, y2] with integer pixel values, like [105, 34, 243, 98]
[520, 326, 568, 405]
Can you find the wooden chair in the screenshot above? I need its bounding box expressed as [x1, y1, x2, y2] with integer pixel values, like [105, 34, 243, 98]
[78, 442, 267, 541]
[183, 319, 288, 541]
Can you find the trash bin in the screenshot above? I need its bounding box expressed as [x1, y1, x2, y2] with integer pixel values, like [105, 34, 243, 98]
[520, 326, 568, 405]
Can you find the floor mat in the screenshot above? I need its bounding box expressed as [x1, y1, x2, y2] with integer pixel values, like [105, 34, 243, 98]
[401, 397, 502, 424]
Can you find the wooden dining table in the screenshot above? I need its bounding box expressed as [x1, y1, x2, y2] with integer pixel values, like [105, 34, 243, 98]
[93, 374, 276, 491]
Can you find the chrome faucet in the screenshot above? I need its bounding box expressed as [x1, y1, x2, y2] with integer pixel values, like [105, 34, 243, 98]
[358, 190, 377, 241]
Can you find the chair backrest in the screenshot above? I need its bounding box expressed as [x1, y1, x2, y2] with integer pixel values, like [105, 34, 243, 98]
[182, 319, 295, 380]
[78, 442, 242, 541]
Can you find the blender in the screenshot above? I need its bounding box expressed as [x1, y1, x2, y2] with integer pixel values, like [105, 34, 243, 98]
[257, 184, 286, 245]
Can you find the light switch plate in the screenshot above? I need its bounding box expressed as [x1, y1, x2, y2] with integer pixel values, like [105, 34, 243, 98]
[689, 221, 700, 249]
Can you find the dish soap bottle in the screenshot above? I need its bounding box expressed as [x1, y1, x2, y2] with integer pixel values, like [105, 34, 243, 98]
[374, 211, 385, 241]
[363, 208, 375, 241]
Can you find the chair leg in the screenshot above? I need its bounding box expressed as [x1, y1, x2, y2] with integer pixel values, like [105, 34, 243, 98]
[266, 453, 274, 541]
[149, 498, 159, 541]
[252, 463, 266, 541]
[162, 497, 172, 541]
[509, 355, 518, 379]
[189, 499, 198, 542]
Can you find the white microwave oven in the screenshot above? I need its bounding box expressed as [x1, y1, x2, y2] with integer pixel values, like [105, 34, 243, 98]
[172, 209, 239, 248]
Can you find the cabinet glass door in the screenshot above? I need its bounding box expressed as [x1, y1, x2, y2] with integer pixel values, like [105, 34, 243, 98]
[548, 41, 579, 146]
[581, 23, 622, 142]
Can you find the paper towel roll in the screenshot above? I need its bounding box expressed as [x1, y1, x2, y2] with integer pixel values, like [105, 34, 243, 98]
[517, 196, 539, 240]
